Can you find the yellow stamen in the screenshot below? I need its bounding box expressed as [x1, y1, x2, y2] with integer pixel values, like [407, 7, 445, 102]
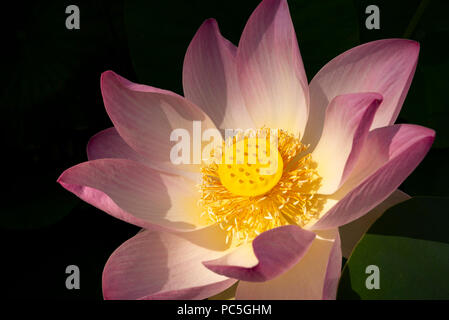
[199, 128, 322, 245]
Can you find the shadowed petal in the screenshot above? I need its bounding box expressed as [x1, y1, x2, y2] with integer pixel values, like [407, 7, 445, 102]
[58, 159, 208, 231]
[237, 0, 309, 137]
[235, 229, 339, 299]
[87, 127, 146, 163]
[305, 39, 419, 148]
[183, 19, 253, 130]
[203, 225, 315, 282]
[101, 70, 218, 176]
[311, 124, 434, 230]
[103, 226, 236, 300]
[322, 230, 342, 300]
[313, 93, 382, 194]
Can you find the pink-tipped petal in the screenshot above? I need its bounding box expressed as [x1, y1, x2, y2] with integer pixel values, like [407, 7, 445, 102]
[183, 19, 253, 130]
[312, 93, 382, 194]
[235, 229, 340, 300]
[57, 159, 208, 231]
[311, 124, 434, 230]
[101, 71, 218, 176]
[339, 189, 410, 258]
[87, 127, 146, 163]
[304, 39, 419, 148]
[103, 226, 236, 300]
[237, 0, 309, 137]
[204, 225, 315, 282]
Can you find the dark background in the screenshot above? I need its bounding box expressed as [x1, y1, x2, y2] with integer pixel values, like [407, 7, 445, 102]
[0, 0, 448, 299]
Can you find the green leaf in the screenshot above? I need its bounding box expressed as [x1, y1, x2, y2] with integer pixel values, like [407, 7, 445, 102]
[338, 197, 449, 299]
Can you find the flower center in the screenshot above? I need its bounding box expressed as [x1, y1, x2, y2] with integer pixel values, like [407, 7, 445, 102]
[199, 128, 322, 245]
[217, 137, 284, 197]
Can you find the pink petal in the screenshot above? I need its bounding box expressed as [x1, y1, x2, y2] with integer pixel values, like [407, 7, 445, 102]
[339, 189, 410, 258]
[312, 93, 382, 194]
[322, 230, 342, 300]
[183, 19, 253, 130]
[57, 159, 208, 231]
[101, 70, 217, 176]
[87, 127, 146, 163]
[311, 124, 434, 230]
[304, 39, 419, 148]
[203, 225, 315, 282]
[103, 226, 236, 300]
[235, 229, 340, 299]
[237, 0, 309, 137]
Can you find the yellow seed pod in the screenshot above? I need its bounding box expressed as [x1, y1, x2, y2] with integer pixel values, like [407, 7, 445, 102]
[217, 137, 283, 197]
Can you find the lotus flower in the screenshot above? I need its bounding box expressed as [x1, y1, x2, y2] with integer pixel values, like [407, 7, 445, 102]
[58, 0, 434, 300]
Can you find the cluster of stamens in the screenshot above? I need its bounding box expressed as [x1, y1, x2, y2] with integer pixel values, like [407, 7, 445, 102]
[199, 128, 322, 245]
